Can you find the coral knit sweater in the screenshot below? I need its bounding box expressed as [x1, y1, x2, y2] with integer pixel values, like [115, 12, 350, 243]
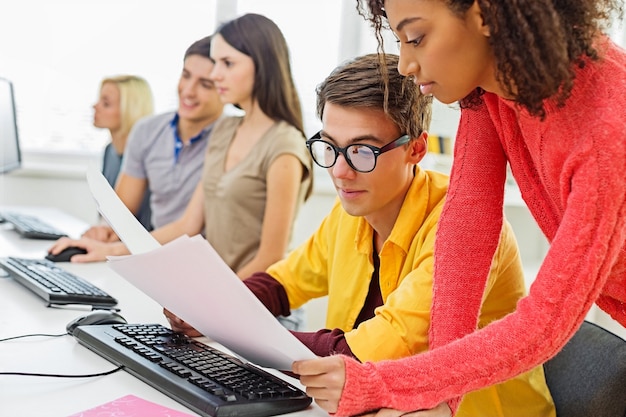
[336, 38, 626, 416]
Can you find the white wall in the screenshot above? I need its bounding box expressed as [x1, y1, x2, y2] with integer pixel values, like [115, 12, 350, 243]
[0, 153, 100, 226]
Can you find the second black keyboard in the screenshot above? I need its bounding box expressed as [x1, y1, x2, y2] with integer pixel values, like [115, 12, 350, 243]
[0, 257, 118, 308]
[0, 211, 68, 239]
[73, 323, 312, 417]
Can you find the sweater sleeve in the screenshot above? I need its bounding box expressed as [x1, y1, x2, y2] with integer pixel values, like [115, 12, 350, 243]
[335, 81, 626, 415]
[243, 272, 291, 318]
[292, 329, 356, 359]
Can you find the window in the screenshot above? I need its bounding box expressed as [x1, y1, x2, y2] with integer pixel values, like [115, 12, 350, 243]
[0, 0, 367, 157]
[1, 1, 623, 159]
[1, 0, 218, 154]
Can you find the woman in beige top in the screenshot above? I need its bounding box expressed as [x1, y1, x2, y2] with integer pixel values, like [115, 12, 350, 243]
[154, 13, 312, 280]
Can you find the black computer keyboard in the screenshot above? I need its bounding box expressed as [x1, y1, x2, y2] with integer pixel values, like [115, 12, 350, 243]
[0, 211, 68, 239]
[73, 323, 312, 417]
[0, 257, 118, 308]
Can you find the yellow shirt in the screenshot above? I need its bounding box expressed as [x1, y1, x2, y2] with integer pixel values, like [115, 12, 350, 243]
[267, 168, 555, 417]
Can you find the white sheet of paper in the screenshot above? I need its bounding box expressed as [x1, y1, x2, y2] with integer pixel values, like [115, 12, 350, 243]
[107, 235, 316, 369]
[86, 165, 160, 254]
[85, 165, 317, 369]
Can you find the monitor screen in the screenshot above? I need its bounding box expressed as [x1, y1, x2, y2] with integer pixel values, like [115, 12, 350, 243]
[0, 77, 21, 173]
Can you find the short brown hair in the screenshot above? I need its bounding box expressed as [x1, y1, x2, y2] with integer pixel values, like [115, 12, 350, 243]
[316, 53, 432, 139]
[184, 35, 212, 60]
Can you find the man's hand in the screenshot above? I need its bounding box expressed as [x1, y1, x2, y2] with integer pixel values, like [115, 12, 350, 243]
[47, 236, 118, 263]
[163, 308, 202, 337]
[82, 225, 119, 242]
[291, 355, 346, 414]
[361, 403, 452, 417]
[292, 356, 451, 417]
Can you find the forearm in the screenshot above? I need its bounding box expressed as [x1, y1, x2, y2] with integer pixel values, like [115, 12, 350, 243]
[150, 220, 187, 245]
[337, 279, 595, 416]
[236, 253, 283, 280]
[108, 241, 131, 256]
[292, 329, 356, 359]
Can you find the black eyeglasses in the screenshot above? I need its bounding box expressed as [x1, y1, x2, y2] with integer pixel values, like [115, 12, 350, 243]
[306, 131, 410, 173]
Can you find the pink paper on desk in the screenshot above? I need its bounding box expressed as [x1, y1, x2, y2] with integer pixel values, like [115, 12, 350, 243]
[107, 234, 316, 370]
[67, 394, 195, 416]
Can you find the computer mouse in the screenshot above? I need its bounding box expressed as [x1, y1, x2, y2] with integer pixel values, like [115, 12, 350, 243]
[66, 310, 127, 335]
[45, 246, 88, 262]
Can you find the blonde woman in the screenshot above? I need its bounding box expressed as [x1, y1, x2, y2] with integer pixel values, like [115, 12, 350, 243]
[93, 75, 154, 229]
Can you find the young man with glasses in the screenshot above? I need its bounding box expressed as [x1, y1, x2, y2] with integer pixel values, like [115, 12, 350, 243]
[166, 53, 555, 417]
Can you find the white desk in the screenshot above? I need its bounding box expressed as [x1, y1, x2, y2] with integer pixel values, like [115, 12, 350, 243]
[0, 206, 326, 417]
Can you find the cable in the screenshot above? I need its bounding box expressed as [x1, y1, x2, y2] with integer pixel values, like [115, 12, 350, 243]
[0, 333, 67, 342]
[0, 366, 124, 378]
[0, 332, 124, 378]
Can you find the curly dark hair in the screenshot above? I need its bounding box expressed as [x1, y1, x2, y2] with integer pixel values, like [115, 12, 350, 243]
[356, 0, 623, 118]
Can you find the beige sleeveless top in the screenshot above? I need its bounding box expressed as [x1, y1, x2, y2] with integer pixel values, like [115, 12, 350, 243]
[202, 116, 312, 272]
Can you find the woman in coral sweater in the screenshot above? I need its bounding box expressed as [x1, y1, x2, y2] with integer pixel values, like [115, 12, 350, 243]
[292, 0, 626, 416]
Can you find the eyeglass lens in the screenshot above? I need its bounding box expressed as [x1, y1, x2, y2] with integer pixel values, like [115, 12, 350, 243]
[309, 141, 377, 172]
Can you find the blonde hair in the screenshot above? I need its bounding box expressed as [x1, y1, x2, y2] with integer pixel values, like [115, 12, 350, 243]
[100, 75, 154, 138]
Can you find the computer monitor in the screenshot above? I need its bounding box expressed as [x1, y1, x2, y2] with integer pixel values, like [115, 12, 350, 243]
[0, 77, 21, 174]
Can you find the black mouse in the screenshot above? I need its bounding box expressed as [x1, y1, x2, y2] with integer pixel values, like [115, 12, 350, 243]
[66, 310, 127, 335]
[45, 246, 88, 262]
